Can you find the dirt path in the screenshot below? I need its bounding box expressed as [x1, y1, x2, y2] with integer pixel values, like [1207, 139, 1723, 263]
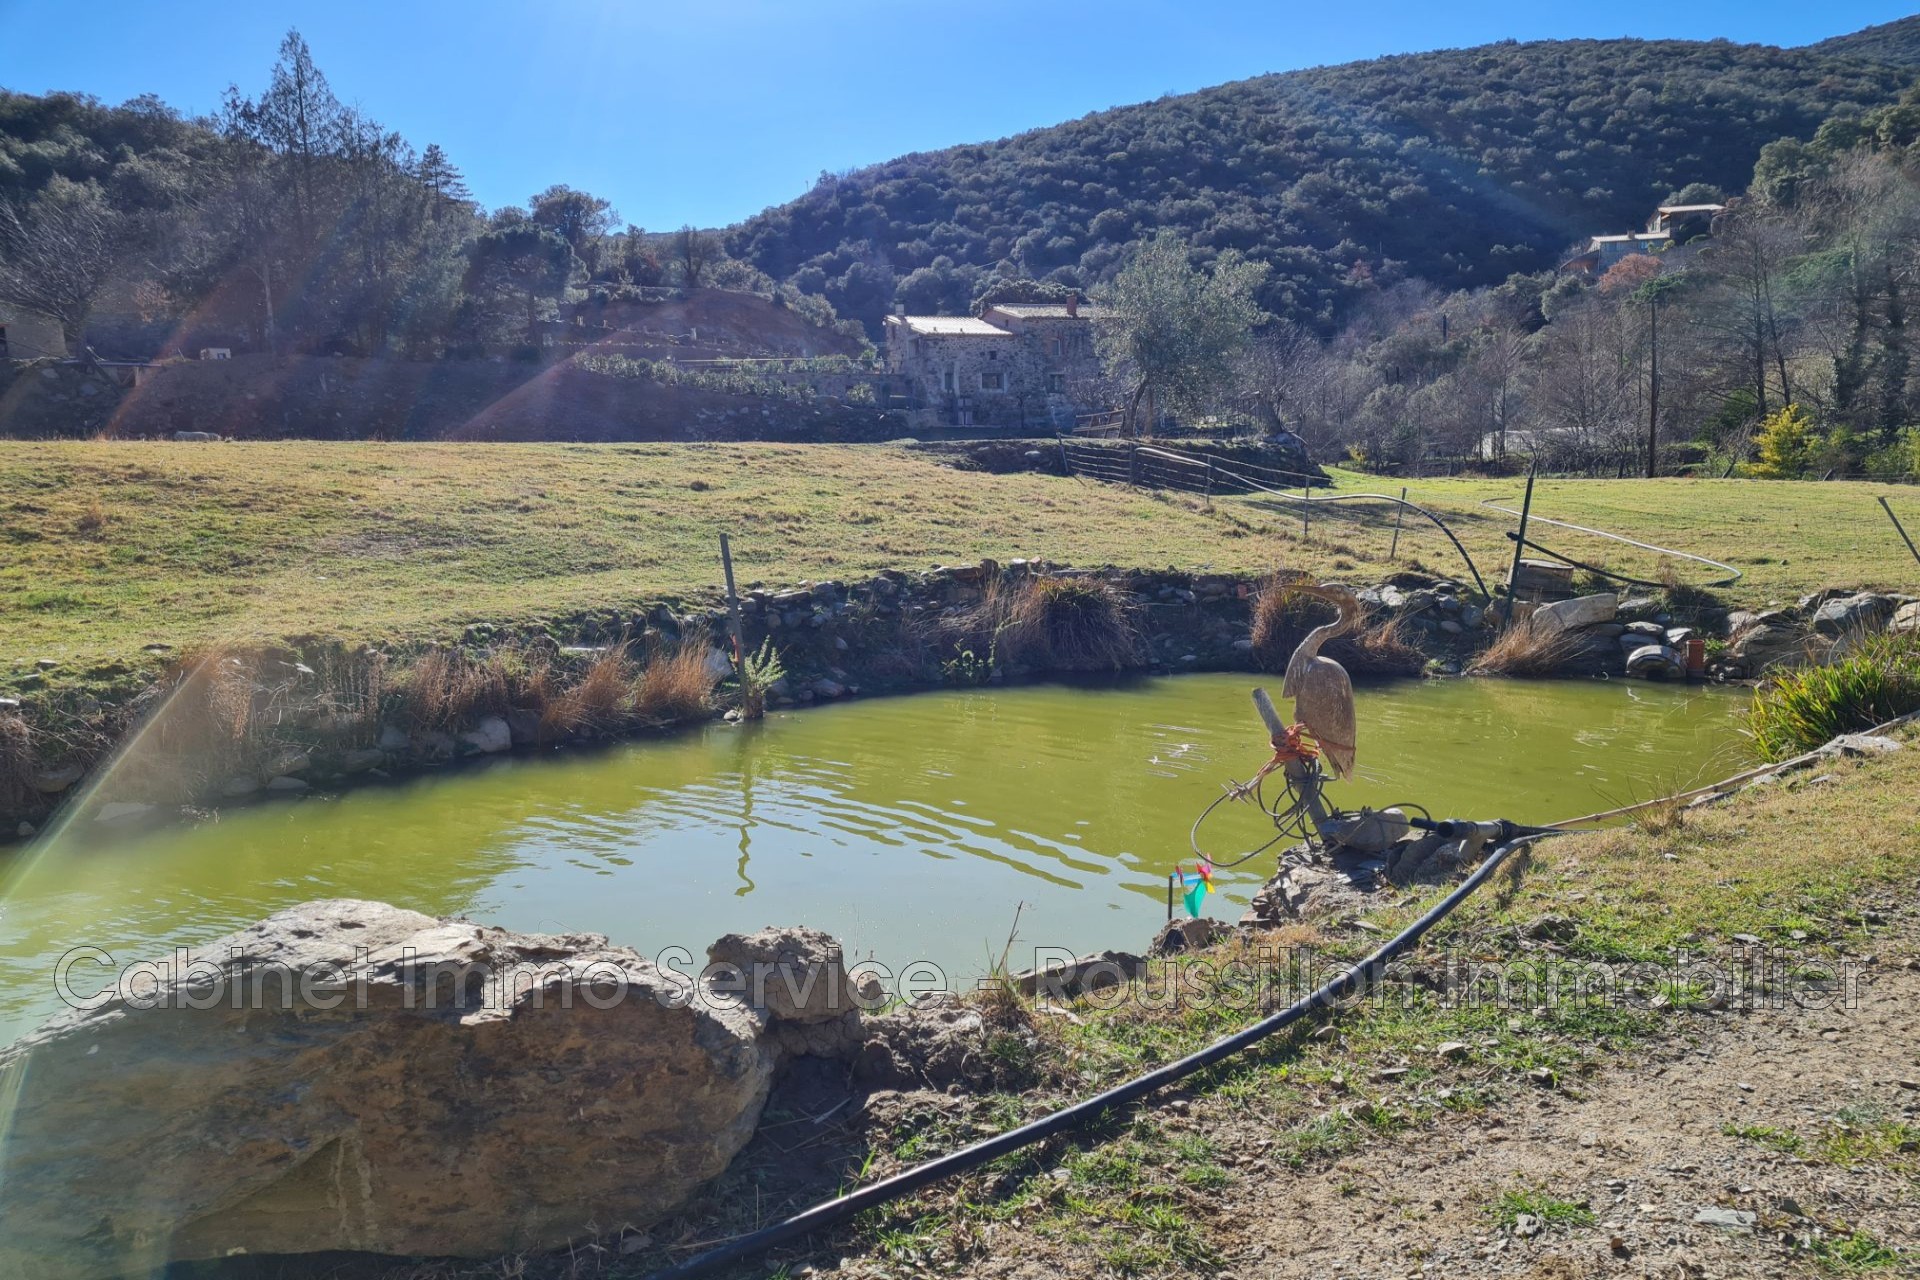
[1187, 954, 1920, 1278]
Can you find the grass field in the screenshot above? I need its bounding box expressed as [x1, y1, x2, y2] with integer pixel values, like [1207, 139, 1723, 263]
[2, 441, 1916, 675]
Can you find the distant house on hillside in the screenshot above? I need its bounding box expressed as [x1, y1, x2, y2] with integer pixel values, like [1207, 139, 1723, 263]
[0, 303, 67, 360]
[883, 294, 1107, 430]
[1561, 195, 1731, 278]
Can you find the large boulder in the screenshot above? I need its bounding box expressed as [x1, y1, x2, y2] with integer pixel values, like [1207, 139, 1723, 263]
[0, 900, 774, 1279]
[1532, 592, 1617, 634]
[1811, 592, 1894, 637]
[1889, 601, 1920, 635]
[1729, 622, 1820, 674]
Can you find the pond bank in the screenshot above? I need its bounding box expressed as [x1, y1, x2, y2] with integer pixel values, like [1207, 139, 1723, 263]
[7, 556, 1898, 842]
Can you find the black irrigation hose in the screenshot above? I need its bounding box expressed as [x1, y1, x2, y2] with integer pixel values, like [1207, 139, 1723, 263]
[644, 828, 1554, 1280]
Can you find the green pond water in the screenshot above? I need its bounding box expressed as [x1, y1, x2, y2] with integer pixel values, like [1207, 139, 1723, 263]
[0, 675, 1751, 1037]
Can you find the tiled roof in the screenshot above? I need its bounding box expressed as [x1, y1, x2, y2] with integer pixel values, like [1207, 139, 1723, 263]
[889, 315, 1009, 336]
[986, 302, 1104, 319]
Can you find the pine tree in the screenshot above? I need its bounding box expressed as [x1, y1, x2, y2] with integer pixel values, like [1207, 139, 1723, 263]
[415, 144, 471, 220]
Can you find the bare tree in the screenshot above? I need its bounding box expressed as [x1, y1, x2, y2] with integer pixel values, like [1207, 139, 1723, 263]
[673, 225, 718, 290]
[0, 179, 123, 347]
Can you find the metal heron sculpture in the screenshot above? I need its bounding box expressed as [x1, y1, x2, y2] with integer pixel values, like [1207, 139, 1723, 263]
[1280, 584, 1361, 779]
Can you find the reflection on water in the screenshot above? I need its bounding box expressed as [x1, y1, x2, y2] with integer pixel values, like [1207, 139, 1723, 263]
[0, 675, 1748, 1037]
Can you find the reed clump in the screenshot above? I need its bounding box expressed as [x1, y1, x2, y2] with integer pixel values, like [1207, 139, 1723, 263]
[0, 712, 32, 809]
[1748, 630, 1920, 760]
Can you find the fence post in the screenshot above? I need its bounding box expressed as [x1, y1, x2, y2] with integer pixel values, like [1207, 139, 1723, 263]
[719, 533, 746, 684]
[1204, 456, 1215, 510]
[1388, 486, 1408, 560]
[1881, 496, 1920, 567]
[1301, 483, 1310, 539]
[1129, 440, 1140, 487]
[1056, 433, 1070, 477]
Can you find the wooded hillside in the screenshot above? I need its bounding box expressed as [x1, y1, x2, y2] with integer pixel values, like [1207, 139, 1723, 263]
[727, 38, 1912, 332]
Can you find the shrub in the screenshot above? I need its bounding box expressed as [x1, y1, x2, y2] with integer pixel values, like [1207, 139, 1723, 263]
[1749, 404, 1817, 479]
[1748, 631, 1920, 760]
[734, 638, 785, 719]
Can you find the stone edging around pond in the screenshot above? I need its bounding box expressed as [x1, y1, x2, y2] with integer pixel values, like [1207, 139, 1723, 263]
[8, 563, 1910, 843]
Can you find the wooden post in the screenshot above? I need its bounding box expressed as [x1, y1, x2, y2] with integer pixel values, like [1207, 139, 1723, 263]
[1388, 486, 1408, 560]
[1301, 483, 1311, 539]
[1129, 439, 1140, 487]
[1203, 456, 1215, 510]
[1881, 496, 1920, 567]
[719, 533, 746, 683]
[1251, 687, 1331, 837]
[1502, 466, 1537, 630]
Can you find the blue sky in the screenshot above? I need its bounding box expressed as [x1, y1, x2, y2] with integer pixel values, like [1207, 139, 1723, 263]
[1, 1, 1913, 229]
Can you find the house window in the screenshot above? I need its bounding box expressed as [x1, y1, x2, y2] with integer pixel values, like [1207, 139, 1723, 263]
[941, 369, 955, 392]
[980, 371, 1006, 391]
[1047, 372, 1066, 394]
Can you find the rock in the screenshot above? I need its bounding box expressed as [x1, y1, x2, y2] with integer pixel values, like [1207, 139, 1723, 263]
[1728, 623, 1815, 673]
[1533, 593, 1617, 633]
[1585, 621, 1627, 638]
[219, 775, 262, 799]
[505, 707, 544, 745]
[703, 647, 734, 683]
[1152, 916, 1227, 954]
[34, 659, 60, 671]
[338, 747, 386, 774]
[1615, 595, 1660, 620]
[706, 926, 873, 1024]
[810, 677, 847, 699]
[1812, 592, 1894, 636]
[1513, 1213, 1545, 1238]
[1436, 1041, 1471, 1061]
[1725, 609, 1759, 635]
[170, 430, 221, 442]
[0, 900, 773, 1275]
[1626, 645, 1686, 680]
[1523, 913, 1578, 942]
[16, 821, 32, 839]
[1691, 1207, 1756, 1232]
[259, 746, 311, 777]
[1819, 733, 1903, 757]
[28, 764, 82, 794]
[0, 697, 18, 710]
[265, 775, 310, 795]
[93, 801, 155, 826]
[856, 994, 1033, 1090]
[1438, 619, 1463, 634]
[459, 715, 512, 755]
[1011, 950, 1146, 999]
[1891, 601, 1920, 635]
[1624, 620, 1666, 637]
[375, 724, 410, 752]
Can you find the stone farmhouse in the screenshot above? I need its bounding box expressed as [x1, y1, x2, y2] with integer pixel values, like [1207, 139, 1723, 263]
[883, 296, 1109, 431]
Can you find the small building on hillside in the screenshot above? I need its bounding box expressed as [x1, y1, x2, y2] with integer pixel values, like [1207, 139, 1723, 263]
[0, 303, 67, 360]
[883, 295, 1107, 430]
[1650, 203, 1725, 239]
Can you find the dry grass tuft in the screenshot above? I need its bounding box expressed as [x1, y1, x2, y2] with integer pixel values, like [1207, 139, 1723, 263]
[956, 574, 1141, 673]
[0, 712, 32, 808]
[1466, 616, 1580, 677]
[1250, 576, 1422, 676]
[401, 649, 511, 731]
[634, 638, 715, 727]
[543, 646, 635, 739]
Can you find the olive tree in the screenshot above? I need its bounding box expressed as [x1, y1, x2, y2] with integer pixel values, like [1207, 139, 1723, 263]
[1093, 233, 1267, 433]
